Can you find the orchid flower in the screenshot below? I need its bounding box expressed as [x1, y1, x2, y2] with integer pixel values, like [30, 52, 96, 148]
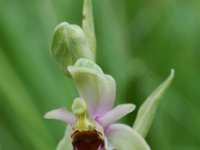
[45, 0, 175, 149]
[45, 58, 174, 150]
[45, 58, 145, 149]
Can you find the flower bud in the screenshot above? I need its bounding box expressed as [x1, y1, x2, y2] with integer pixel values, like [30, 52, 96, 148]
[51, 22, 93, 75]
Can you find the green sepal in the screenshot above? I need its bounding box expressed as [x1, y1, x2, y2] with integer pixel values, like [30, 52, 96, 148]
[133, 69, 175, 137]
[56, 126, 73, 150]
[68, 58, 116, 117]
[107, 124, 151, 150]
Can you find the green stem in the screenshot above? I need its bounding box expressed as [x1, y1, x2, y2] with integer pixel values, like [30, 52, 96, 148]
[82, 0, 96, 60]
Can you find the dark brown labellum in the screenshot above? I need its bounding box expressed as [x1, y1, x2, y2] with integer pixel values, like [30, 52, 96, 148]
[72, 130, 106, 150]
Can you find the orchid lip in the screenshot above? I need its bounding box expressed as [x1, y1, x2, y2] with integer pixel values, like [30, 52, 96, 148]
[71, 97, 107, 150]
[71, 129, 105, 150]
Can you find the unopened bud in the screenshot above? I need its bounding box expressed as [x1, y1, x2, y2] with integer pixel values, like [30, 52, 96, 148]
[51, 22, 93, 75]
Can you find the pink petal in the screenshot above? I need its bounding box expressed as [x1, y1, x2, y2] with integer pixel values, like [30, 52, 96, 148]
[44, 107, 76, 125]
[106, 124, 150, 150]
[96, 104, 135, 128]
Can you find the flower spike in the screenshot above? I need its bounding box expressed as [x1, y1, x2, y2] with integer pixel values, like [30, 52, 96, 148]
[46, 0, 175, 149]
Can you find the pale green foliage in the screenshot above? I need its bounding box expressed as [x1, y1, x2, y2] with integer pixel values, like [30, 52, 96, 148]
[133, 69, 175, 137]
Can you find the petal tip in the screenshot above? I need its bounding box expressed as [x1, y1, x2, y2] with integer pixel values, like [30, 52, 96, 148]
[44, 110, 55, 119]
[129, 104, 136, 112]
[44, 113, 49, 119]
[170, 68, 175, 79]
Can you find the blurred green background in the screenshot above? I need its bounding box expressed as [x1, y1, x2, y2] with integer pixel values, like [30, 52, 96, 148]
[0, 0, 200, 149]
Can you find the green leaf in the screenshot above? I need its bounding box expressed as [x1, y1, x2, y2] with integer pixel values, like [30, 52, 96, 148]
[133, 69, 175, 137]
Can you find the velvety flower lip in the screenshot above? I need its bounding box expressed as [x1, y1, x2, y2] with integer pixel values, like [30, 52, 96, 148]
[72, 130, 105, 150]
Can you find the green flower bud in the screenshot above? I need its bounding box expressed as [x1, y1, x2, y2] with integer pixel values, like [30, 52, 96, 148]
[51, 22, 93, 75]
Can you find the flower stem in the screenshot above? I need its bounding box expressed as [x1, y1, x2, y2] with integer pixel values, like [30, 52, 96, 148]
[82, 0, 96, 60]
